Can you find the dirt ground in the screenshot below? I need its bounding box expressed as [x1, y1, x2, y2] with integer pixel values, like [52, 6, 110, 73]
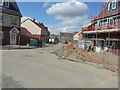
[54, 43, 119, 71]
[1, 44, 118, 88]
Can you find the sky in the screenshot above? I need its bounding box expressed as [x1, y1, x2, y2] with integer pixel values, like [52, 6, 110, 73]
[17, 1, 101, 34]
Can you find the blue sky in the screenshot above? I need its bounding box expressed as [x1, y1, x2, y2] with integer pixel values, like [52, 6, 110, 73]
[17, 1, 101, 34]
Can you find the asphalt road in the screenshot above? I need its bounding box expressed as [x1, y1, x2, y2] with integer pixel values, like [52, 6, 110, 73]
[2, 44, 118, 88]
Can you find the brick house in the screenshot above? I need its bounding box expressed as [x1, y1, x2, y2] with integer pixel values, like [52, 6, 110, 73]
[0, 0, 22, 45]
[20, 18, 50, 45]
[73, 31, 83, 44]
[82, 0, 120, 55]
[59, 32, 74, 43]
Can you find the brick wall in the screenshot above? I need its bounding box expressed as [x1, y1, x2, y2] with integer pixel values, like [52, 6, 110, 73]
[1, 26, 20, 45]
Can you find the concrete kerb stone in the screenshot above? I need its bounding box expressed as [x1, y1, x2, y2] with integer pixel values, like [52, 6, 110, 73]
[2, 45, 39, 50]
[0, 45, 2, 89]
[58, 56, 112, 71]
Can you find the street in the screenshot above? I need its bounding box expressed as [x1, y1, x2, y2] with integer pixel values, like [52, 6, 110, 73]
[2, 44, 118, 88]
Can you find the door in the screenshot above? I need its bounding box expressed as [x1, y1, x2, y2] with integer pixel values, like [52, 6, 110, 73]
[10, 33, 17, 45]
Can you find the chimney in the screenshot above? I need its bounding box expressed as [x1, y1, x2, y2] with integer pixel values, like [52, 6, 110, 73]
[33, 18, 35, 22]
[39, 22, 41, 24]
[46, 27, 48, 30]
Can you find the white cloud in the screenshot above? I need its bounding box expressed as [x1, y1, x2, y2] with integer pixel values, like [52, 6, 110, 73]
[46, 0, 92, 34]
[46, 0, 88, 17]
[21, 16, 32, 23]
[42, 2, 50, 7]
[47, 23, 81, 34]
[21, 16, 39, 23]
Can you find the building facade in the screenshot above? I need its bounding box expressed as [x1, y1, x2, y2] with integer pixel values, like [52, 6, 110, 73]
[20, 18, 50, 45]
[0, 0, 22, 45]
[73, 31, 83, 43]
[82, 0, 120, 55]
[49, 34, 59, 44]
[59, 32, 74, 43]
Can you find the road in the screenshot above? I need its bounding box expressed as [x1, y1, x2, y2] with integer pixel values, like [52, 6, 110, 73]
[2, 44, 118, 88]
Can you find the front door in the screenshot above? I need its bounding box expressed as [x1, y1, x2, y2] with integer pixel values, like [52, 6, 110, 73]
[10, 27, 19, 45]
[10, 32, 17, 45]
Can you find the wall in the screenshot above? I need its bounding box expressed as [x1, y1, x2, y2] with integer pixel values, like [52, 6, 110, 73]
[20, 35, 30, 45]
[21, 19, 41, 35]
[0, 26, 20, 45]
[1, 13, 21, 28]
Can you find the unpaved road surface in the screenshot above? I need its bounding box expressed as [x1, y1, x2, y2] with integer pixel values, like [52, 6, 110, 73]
[2, 44, 118, 88]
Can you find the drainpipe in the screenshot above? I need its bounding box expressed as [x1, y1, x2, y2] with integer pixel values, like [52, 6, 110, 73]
[18, 33, 21, 48]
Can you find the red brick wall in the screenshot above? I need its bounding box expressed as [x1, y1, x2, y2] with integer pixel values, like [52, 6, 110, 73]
[20, 35, 30, 45]
[1, 26, 20, 45]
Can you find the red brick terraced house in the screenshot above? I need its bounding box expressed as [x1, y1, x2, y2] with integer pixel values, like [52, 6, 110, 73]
[20, 18, 50, 45]
[0, 0, 22, 45]
[82, 0, 120, 55]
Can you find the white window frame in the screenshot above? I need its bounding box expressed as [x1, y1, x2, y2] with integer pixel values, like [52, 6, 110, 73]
[107, 18, 114, 26]
[108, 2, 111, 11]
[0, 31, 3, 39]
[11, 16, 17, 24]
[4, 0, 9, 7]
[112, 0, 117, 10]
[0, 15, 4, 22]
[0, 0, 4, 6]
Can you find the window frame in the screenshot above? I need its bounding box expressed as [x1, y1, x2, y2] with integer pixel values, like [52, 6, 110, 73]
[108, 2, 112, 11]
[11, 16, 17, 24]
[3, 0, 9, 7]
[0, 31, 3, 39]
[0, 15, 4, 23]
[112, 0, 117, 10]
[0, 0, 4, 6]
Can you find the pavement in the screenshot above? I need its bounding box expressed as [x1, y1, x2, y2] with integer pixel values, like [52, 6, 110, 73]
[1, 44, 118, 88]
[1, 45, 38, 50]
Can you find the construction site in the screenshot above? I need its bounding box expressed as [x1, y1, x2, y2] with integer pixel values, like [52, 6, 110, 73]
[55, 0, 120, 72]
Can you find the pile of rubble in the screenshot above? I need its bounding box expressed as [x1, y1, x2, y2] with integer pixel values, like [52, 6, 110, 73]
[55, 43, 118, 71]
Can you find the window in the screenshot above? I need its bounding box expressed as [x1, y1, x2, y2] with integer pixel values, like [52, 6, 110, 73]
[11, 16, 17, 24]
[0, 31, 3, 39]
[108, 2, 112, 11]
[3, 0, 9, 7]
[112, 0, 117, 10]
[108, 0, 117, 11]
[0, 0, 3, 6]
[107, 18, 114, 26]
[0, 16, 4, 22]
[99, 21, 102, 27]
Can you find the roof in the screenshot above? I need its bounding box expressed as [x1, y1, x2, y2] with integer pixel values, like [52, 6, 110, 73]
[74, 31, 82, 36]
[1, 0, 22, 17]
[21, 18, 50, 36]
[74, 32, 79, 35]
[93, 1, 120, 20]
[22, 18, 50, 35]
[20, 27, 40, 38]
[60, 32, 74, 35]
[20, 27, 31, 35]
[50, 34, 58, 39]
